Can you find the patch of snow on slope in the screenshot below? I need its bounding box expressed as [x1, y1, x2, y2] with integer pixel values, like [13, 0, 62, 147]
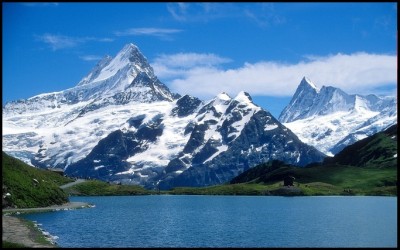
[204, 145, 229, 163]
[126, 102, 196, 169]
[264, 124, 278, 131]
[284, 108, 380, 156]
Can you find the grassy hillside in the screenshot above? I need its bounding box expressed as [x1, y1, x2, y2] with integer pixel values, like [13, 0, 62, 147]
[2, 152, 73, 208]
[169, 162, 396, 196]
[324, 124, 397, 168]
[63, 179, 152, 196]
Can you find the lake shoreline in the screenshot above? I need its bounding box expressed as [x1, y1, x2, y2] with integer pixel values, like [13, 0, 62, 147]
[2, 201, 92, 214]
[2, 214, 56, 248]
[2, 201, 92, 248]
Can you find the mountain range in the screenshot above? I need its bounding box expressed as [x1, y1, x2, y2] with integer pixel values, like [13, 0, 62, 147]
[3, 43, 396, 190]
[279, 77, 397, 156]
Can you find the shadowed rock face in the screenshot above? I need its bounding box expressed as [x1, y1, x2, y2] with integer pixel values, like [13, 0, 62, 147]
[158, 109, 325, 190]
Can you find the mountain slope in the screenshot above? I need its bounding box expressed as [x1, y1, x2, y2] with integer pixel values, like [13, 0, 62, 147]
[228, 124, 397, 195]
[279, 77, 397, 155]
[3, 43, 179, 168]
[324, 123, 397, 167]
[2, 152, 71, 208]
[3, 44, 325, 190]
[157, 92, 325, 189]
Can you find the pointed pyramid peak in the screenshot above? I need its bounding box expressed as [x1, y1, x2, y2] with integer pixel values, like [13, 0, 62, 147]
[117, 43, 145, 60]
[111, 43, 155, 79]
[122, 43, 139, 52]
[118, 43, 141, 55]
[299, 77, 318, 91]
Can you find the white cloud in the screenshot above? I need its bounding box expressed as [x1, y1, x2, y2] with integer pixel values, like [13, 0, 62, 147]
[36, 34, 79, 50]
[153, 52, 397, 98]
[114, 28, 182, 39]
[154, 53, 231, 68]
[152, 53, 231, 79]
[79, 55, 103, 61]
[36, 34, 113, 51]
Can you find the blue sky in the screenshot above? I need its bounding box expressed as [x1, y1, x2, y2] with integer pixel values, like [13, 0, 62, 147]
[2, 2, 397, 118]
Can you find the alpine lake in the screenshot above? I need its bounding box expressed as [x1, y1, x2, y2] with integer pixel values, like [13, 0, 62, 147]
[20, 195, 397, 248]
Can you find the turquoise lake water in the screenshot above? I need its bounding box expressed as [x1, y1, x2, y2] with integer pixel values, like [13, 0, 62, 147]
[21, 195, 397, 247]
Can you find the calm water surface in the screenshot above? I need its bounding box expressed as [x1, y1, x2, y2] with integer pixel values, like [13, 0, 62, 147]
[21, 195, 397, 247]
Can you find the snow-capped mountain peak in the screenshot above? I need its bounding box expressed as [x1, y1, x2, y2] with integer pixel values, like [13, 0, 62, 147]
[73, 43, 158, 98]
[278, 76, 319, 123]
[300, 76, 319, 91]
[3, 43, 178, 117]
[77, 43, 155, 88]
[279, 77, 397, 156]
[234, 91, 254, 103]
[216, 92, 231, 102]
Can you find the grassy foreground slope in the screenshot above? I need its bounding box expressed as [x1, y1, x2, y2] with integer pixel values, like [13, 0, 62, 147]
[2, 152, 73, 208]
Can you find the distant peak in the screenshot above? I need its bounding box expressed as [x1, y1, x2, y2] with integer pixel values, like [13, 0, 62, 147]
[122, 43, 139, 51]
[234, 91, 253, 103]
[216, 92, 231, 101]
[300, 77, 318, 91]
[117, 43, 142, 59]
[113, 43, 155, 78]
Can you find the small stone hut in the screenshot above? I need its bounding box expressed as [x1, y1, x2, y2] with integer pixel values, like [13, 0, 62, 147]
[283, 176, 295, 186]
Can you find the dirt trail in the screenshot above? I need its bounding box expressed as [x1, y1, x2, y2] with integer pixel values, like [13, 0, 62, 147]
[59, 178, 87, 189]
[2, 201, 90, 213]
[2, 201, 91, 247]
[2, 215, 55, 248]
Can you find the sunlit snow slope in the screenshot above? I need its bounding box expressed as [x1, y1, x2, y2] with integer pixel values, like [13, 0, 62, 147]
[279, 77, 397, 156]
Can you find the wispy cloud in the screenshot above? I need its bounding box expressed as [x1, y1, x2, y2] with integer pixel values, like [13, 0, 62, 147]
[152, 53, 231, 79]
[167, 3, 189, 21]
[79, 55, 103, 61]
[36, 34, 78, 50]
[153, 52, 397, 98]
[21, 3, 59, 7]
[114, 27, 182, 40]
[167, 3, 231, 22]
[154, 53, 231, 68]
[35, 34, 113, 51]
[374, 15, 393, 30]
[167, 3, 285, 27]
[243, 3, 285, 27]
